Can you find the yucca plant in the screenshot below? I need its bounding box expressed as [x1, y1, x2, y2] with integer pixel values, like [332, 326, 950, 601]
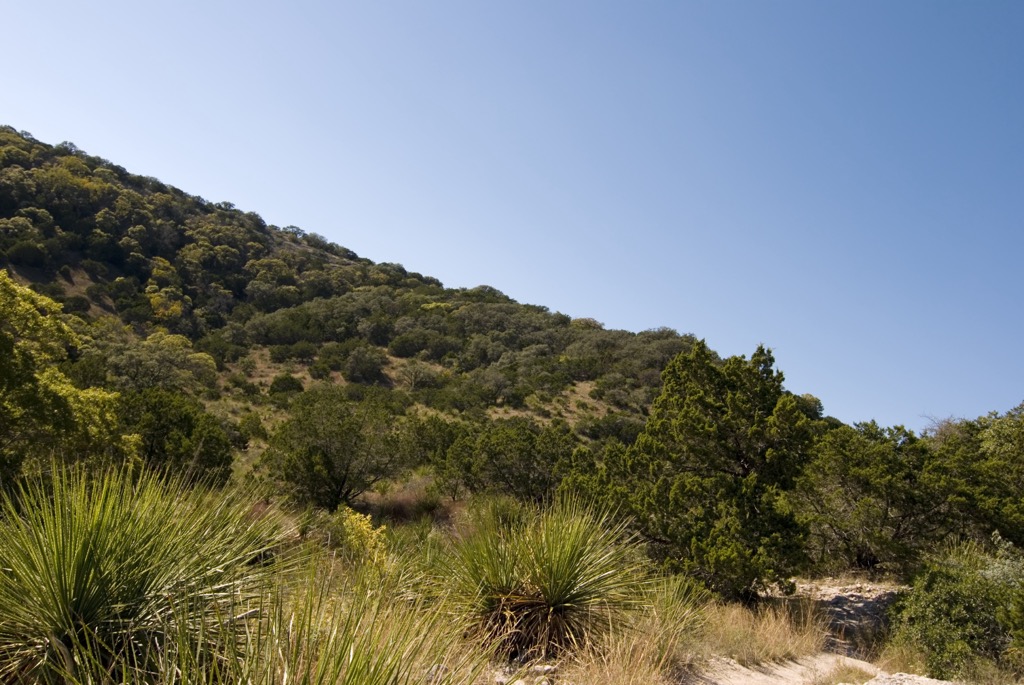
[449, 498, 644, 660]
[0, 466, 287, 683]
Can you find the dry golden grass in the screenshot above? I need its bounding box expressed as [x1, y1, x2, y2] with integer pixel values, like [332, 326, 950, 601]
[556, 592, 833, 685]
[561, 610, 704, 685]
[811, 662, 877, 685]
[560, 643, 672, 685]
[874, 639, 929, 676]
[699, 600, 827, 666]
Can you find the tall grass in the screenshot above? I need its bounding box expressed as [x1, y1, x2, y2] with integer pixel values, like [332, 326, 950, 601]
[0, 466, 287, 683]
[147, 557, 490, 685]
[700, 600, 827, 666]
[0, 467, 492, 684]
[0, 467, 839, 683]
[561, 574, 710, 685]
[447, 498, 645, 660]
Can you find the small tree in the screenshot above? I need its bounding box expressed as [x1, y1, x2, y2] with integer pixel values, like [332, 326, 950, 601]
[343, 344, 388, 384]
[119, 389, 233, 486]
[261, 385, 405, 510]
[584, 341, 814, 600]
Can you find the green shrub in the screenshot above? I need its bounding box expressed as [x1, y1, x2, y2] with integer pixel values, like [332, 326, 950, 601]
[62, 294, 91, 313]
[80, 259, 108, 280]
[890, 540, 1024, 680]
[344, 344, 388, 384]
[238, 411, 267, 442]
[269, 372, 303, 394]
[0, 466, 285, 682]
[6, 240, 47, 267]
[309, 359, 332, 379]
[448, 498, 643, 659]
[322, 506, 388, 563]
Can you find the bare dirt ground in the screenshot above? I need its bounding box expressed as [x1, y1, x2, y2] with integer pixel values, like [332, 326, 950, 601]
[693, 656, 953, 685]
[691, 580, 957, 685]
[795, 579, 904, 658]
[691, 653, 881, 685]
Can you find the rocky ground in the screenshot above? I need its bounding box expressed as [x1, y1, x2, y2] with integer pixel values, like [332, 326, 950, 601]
[795, 579, 903, 658]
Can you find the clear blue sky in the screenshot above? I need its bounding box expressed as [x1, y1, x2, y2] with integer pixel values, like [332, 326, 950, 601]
[4, 1, 1022, 430]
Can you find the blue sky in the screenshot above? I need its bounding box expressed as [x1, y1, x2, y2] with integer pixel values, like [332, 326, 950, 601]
[4, 1, 1022, 430]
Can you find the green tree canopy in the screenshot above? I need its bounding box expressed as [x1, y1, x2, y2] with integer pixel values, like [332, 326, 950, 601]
[796, 422, 952, 574]
[581, 340, 814, 600]
[0, 270, 123, 480]
[118, 388, 233, 485]
[260, 385, 407, 510]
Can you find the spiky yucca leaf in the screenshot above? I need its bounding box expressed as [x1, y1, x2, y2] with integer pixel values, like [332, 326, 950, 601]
[449, 498, 644, 659]
[0, 467, 285, 682]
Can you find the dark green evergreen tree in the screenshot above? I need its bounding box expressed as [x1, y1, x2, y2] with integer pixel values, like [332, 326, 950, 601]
[797, 422, 951, 574]
[589, 340, 813, 600]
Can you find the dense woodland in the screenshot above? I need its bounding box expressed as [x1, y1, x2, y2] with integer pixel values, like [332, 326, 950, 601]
[3, 125, 1024, 682]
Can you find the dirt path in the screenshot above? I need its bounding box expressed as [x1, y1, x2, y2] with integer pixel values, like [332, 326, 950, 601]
[795, 579, 903, 657]
[690, 580, 956, 685]
[691, 654, 880, 685]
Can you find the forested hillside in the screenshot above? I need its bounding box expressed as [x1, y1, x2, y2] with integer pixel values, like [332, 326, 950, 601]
[4, 126, 1024, 681]
[0, 125, 697, 486]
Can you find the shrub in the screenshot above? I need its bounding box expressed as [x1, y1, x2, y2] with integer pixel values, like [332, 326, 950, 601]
[228, 373, 261, 397]
[62, 294, 91, 313]
[269, 372, 303, 395]
[6, 240, 47, 267]
[322, 507, 388, 563]
[0, 466, 285, 682]
[238, 411, 267, 442]
[344, 344, 388, 384]
[448, 498, 643, 660]
[80, 259, 108, 280]
[889, 539, 1024, 680]
[238, 355, 257, 376]
[308, 360, 332, 380]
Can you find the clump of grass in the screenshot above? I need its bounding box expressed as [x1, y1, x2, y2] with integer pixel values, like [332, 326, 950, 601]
[811, 662, 877, 685]
[700, 599, 827, 666]
[160, 556, 491, 685]
[0, 466, 287, 683]
[0, 465, 492, 684]
[562, 573, 710, 685]
[448, 497, 644, 660]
